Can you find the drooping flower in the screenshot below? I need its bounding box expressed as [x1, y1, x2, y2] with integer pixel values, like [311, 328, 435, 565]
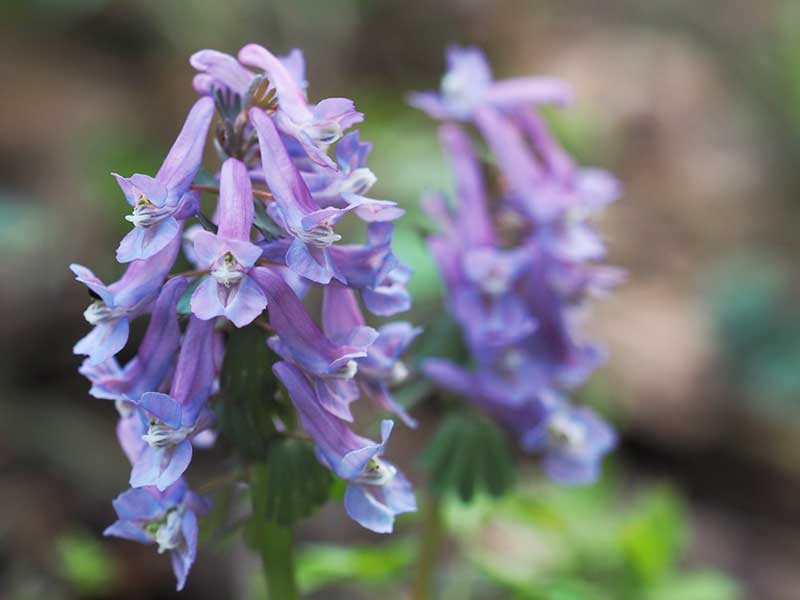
[130, 316, 216, 491]
[104, 479, 210, 591]
[251, 107, 401, 284]
[114, 98, 214, 263]
[72, 231, 182, 365]
[239, 43, 363, 168]
[322, 283, 420, 427]
[273, 361, 415, 533]
[252, 267, 376, 421]
[189, 158, 267, 327]
[79, 276, 187, 403]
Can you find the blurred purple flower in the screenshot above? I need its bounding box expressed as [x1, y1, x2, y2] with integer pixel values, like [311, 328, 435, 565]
[415, 48, 619, 485]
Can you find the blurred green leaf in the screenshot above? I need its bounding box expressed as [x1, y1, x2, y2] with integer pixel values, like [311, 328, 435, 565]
[645, 571, 740, 600]
[619, 488, 687, 584]
[55, 531, 115, 596]
[297, 539, 415, 594]
[260, 437, 332, 526]
[423, 412, 516, 502]
[216, 326, 286, 460]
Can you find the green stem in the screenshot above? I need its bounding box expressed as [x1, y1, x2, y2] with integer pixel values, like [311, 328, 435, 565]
[412, 491, 442, 600]
[258, 520, 299, 600]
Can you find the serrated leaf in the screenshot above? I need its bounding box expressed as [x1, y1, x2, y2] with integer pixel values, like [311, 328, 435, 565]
[422, 412, 515, 502]
[216, 326, 288, 459]
[257, 437, 332, 526]
[176, 276, 204, 315]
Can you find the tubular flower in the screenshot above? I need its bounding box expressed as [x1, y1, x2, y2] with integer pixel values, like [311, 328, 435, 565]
[104, 480, 209, 591]
[74, 42, 418, 587]
[114, 98, 214, 262]
[414, 47, 620, 485]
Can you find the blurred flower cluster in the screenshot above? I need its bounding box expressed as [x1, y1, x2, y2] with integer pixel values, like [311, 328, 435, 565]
[72, 43, 417, 590]
[415, 47, 621, 485]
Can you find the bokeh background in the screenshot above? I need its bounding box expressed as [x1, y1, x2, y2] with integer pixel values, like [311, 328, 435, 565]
[2, 1, 800, 599]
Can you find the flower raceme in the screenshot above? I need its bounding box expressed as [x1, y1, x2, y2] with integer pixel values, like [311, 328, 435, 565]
[414, 46, 620, 485]
[73, 43, 416, 590]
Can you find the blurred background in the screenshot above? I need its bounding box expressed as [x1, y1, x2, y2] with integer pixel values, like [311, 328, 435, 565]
[2, 1, 800, 599]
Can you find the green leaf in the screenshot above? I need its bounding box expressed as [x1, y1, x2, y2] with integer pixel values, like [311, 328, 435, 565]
[422, 412, 515, 502]
[56, 531, 116, 596]
[297, 539, 416, 594]
[261, 437, 332, 526]
[216, 326, 287, 459]
[246, 462, 300, 599]
[176, 276, 204, 315]
[645, 571, 740, 600]
[619, 488, 687, 584]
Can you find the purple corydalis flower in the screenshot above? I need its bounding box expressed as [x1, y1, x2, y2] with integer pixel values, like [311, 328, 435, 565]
[191, 47, 307, 99]
[104, 479, 209, 591]
[251, 108, 400, 284]
[114, 98, 214, 263]
[328, 222, 413, 316]
[418, 47, 619, 486]
[190, 158, 267, 327]
[130, 316, 216, 491]
[239, 43, 362, 168]
[252, 267, 376, 421]
[273, 361, 416, 533]
[79, 276, 187, 403]
[322, 284, 420, 427]
[303, 131, 378, 206]
[72, 231, 182, 365]
[521, 401, 616, 485]
[408, 45, 571, 121]
[438, 123, 495, 247]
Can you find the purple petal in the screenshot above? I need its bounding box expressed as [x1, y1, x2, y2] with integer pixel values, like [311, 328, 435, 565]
[286, 239, 334, 284]
[189, 276, 224, 321]
[239, 44, 311, 124]
[216, 158, 254, 241]
[272, 361, 379, 479]
[70, 264, 114, 305]
[344, 483, 395, 533]
[74, 317, 130, 366]
[111, 486, 164, 521]
[137, 392, 182, 428]
[156, 97, 215, 193]
[322, 284, 364, 341]
[116, 216, 180, 263]
[439, 123, 494, 246]
[223, 276, 267, 327]
[485, 76, 573, 109]
[156, 440, 193, 491]
[250, 107, 318, 219]
[190, 50, 254, 96]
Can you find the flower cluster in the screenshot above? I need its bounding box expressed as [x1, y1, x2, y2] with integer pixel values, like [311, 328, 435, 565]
[413, 47, 621, 485]
[73, 43, 416, 590]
